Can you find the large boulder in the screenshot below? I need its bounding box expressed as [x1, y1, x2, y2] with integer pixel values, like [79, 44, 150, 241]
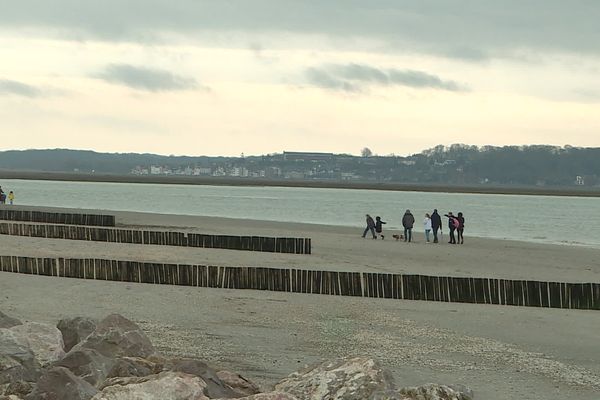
[162, 358, 240, 398]
[274, 357, 395, 400]
[0, 329, 39, 384]
[55, 348, 115, 387]
[9, 323, 65, 367]
[73, 314, 155, 359]
[217, 370, 261, 396]
[57, 317, 97, 352]
[105, 356, 161, 380]
[92, 371, 209, 400]
[0, 312, 21, 329]
[397, 384, 473, 400]
[221, 393, 299, 400]
[25, 366, 98, 400]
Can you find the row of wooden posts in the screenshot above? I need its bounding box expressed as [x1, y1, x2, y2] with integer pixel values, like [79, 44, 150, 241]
[1, 256, 598, 310]
[0, 223, 312, 254]
[0, 209, 115, 227]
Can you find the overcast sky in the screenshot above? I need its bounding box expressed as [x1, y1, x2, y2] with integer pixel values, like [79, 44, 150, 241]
[1, 0, 599, 156]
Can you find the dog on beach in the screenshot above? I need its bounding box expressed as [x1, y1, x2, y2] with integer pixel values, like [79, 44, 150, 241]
[392, 234, 404, 241]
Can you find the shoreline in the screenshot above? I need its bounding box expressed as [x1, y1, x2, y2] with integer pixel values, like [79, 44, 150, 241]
[2, 170, 600, 198]
[2, 204, 599, 250]
[1, 206, 600, 283]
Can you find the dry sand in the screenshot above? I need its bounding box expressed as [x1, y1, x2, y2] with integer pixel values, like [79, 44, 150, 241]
[1, 206, 600, 399]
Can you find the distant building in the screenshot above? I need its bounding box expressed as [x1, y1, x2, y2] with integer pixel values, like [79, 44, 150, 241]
[576, 176, 585, 185]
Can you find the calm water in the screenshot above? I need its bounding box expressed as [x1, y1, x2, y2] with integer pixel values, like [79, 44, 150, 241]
[1, 179, 599, 248]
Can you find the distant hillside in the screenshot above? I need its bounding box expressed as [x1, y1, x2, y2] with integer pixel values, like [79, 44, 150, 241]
[0, 145, 599, 187]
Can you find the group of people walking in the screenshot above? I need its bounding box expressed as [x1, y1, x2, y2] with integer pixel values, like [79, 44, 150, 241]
[362, 209, 465, 244]
[0, 186, 15, 205]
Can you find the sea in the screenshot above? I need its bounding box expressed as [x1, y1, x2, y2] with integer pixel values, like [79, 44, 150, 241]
[1, 179, 599, 248]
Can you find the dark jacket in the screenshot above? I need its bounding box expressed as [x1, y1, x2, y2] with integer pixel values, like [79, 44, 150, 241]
[431, 211, 442, 230]
[402, 212, 415, 229]
[375, 219, 386, 233]
[366, 216, 375, 228]
[457, 215, 465, 229]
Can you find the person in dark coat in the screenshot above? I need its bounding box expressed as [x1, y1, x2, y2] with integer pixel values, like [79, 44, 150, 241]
[402, 209, 415, 242]
[362, 214, 377, 239]
[457, 212, 465, 244]
[444, 212, 458, 244]
[375, 216, 386, 240]
[431, 209, 442, 243]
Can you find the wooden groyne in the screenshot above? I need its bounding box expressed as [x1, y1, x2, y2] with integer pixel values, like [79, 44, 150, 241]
[0, 209, 115, 227]
[1, 256, 598, 310]
[0, 223, 311, 255]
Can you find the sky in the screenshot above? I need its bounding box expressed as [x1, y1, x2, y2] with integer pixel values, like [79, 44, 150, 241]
[0, 0, 599, 156]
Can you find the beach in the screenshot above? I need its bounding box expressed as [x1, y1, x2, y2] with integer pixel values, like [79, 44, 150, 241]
[1, 207, 600, 399]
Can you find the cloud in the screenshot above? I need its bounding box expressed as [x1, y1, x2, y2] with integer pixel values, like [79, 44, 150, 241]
[0, 79, 42, 97]
[1, 1, 599, 60]
[306, 64, 467, 92]
[95, 64, 199, 92]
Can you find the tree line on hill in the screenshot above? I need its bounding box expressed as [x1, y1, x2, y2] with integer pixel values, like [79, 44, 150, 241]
[0, 145, 598, 187]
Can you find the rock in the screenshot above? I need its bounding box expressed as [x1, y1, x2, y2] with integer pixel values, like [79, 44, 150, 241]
[221, 393, 299, 400]
[57, 317, 97, 353]
[92, 371, 209, 400]
[274, 357, 395, 400]
[217, 370, 261, 396]
[73, 314, 155, 359]
[55, 348, 115, 387]
[163, 358, 239, 398]
[398, 384, 473, 400]
[26, 366, 98, 400]
[9, 323, 65, 367]
[0, 329, 39, 384]
[105, 356, 161, 380]
[0, 312, 21, 329]
[2, 381, 34, 398]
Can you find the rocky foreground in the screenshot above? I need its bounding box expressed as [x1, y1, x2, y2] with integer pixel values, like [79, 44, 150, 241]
[0, 311, 473, 400]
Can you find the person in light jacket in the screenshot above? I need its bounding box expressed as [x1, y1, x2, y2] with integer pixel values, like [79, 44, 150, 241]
[402, 209, 415, 242]
[424, 213, 432, 243]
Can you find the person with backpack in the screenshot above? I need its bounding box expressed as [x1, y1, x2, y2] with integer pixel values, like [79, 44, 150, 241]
[457, 212, 465, 244]
[431, 209, 442, 243]
[362, 214, 377, 239]
[375, 216, 387, 240]
[402, 209, 415, 242]
[444, 212, 460, 244]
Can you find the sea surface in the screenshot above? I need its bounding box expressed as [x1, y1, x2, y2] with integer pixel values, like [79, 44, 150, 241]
[1, 179, 599, 248]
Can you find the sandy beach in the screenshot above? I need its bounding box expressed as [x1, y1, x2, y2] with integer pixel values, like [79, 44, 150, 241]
[1, 206, 600, 399]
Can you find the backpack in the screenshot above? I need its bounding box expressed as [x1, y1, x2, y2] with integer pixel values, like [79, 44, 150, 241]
[451, 217, 460, 229]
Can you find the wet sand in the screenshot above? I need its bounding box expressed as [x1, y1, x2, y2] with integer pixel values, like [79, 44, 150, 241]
[1, 206, 600, 399]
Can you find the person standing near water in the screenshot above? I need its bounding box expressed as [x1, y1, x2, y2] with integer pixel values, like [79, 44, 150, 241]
[457, 212, 465, 244]
[375, 216, 386, 240]
[431, 209, 442, 243]
[402, 209, 415, 242]
[445, 212, 459, 244]
[362, 214, 377, 239]
[8, 191, 14, 205]
[424, 213, 432, 243]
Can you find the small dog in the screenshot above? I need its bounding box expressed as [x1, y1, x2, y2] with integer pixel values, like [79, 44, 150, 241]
[392, 234, 404, 241]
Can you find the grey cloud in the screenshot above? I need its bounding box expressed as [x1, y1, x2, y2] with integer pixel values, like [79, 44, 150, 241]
[0, 1, 599, 60]
[96, 64, 198, 92]
[307, 64, 467, 92]
[0, 79, 42, 97]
